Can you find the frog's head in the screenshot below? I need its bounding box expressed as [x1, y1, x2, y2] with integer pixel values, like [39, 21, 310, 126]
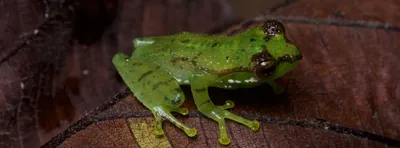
[251, 20, 302, 80]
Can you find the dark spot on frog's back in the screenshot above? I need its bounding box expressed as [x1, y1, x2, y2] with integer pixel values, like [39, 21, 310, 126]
[152, 78, 176, 90]
[211, 42, 218, 47]
[131, 62, 143, 66]
[250, 38, 256, 42]
[164, 96, 169, 101]
[181, 39, 190, 43]
[171, 57, 189, 64]
[138, 70, 154, 81]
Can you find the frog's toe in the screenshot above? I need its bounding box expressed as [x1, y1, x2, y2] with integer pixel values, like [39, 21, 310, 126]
[172, 107, 189, 115]
[216, 120, 231, 145]
[197, 103, 259, 145]
[218, 100, 235, 110]
[224, 111, 260, 132]
[153, 115, 165, 136]
[155, 106, 197, 137]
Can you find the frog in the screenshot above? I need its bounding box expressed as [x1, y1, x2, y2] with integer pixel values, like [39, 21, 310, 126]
[112, 20, 302, 145]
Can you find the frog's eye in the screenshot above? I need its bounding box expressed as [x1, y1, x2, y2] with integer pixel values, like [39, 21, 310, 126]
[262, 20, 285, 37]
[252, 50, 277, 78]
[255, 61, 276, 78]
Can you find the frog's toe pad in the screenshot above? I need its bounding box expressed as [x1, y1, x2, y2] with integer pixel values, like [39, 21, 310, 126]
[249, 120, 260, 131]
[154, 128, 165, 136]
[219, 100, 235, 109]
[184, 127, 197, 137]
[218, 135, 231, 145]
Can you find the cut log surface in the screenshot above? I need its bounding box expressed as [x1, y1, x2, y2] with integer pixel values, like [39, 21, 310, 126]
[0, 0, 399, 148]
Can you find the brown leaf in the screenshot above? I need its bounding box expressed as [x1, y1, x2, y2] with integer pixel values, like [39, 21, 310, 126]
[53, 19, 400, 148]
[0, 0, 236, 147]
[59, 119, 138, 147]
[269, 0, 400, 26]
[128, 118, 172, 148]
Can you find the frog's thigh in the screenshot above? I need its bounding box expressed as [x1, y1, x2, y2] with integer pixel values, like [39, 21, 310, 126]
[125, 59, 196, 137]
[128, 60, 185, 108]
[189, 73, 260, 145]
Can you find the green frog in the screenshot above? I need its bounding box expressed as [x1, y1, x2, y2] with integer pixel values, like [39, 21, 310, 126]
[113, 20, 302, 145]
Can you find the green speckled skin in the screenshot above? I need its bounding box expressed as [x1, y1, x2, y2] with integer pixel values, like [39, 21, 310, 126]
[112, 20, 302, 145]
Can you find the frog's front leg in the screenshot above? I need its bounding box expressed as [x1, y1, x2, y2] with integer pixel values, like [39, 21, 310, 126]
[189, 73, 260, 145]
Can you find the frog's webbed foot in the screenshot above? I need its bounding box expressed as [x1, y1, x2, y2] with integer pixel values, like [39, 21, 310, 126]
[151, 106, 196, 137]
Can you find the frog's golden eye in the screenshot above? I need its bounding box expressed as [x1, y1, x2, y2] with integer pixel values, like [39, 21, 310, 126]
[262, 20, 285, 37]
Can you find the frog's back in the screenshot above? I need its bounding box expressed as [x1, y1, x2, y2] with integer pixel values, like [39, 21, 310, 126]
[130, 31, 261, 82]
[133, 32, 227, 55]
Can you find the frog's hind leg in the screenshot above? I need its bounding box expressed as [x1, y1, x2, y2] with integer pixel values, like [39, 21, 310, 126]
[115, 57, 196, 137]
[190, 74, 260, 145]
[140, 74, 196, 137]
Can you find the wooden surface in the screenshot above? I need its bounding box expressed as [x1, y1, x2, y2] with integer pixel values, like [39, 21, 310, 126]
[0, 0, 399, 147]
